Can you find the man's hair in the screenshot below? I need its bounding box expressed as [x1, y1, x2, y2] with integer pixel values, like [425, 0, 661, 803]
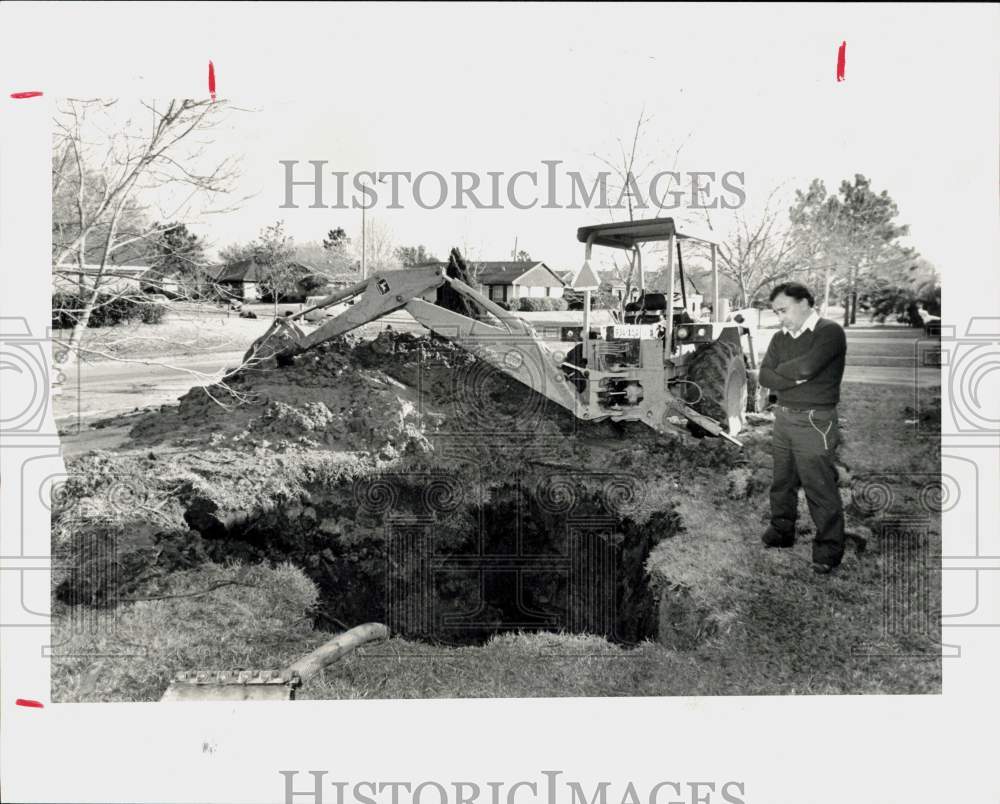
[769, 282, 815, 306]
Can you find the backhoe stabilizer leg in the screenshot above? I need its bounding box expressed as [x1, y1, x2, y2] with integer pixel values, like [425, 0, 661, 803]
[680, 404, 744, 446]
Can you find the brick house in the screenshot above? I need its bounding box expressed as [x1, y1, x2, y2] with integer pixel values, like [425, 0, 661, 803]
[473, 262, 566, 305]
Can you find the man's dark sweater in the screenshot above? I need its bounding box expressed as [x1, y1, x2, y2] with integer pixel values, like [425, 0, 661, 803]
[759, 316, 847, 408]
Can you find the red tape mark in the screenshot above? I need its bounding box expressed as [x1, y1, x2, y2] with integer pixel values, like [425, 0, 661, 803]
[16, 698, 44, 708]
[10, 91, 43, 99]
[837, 41, 846, 82]
[208, 60, 216, 101]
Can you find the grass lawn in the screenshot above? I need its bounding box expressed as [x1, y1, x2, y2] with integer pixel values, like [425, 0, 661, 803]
[51, 303, 274, 362]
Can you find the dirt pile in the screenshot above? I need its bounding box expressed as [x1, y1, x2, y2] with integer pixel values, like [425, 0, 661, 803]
[130, 335, 437, 459]
[129, 332, 587, 459]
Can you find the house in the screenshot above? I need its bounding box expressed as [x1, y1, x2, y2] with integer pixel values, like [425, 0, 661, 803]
[214, 260, 333, 302]
[558, 268, 634, 309]
[139, 267, 211, 298]
[215, 259, 267, 301]
[473, 262, 565, 304]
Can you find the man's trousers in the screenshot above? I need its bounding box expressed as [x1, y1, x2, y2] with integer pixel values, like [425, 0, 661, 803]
[769, 406, 846, 566]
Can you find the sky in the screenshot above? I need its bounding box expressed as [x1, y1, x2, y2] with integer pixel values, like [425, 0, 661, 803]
[13, 3, 1000, 276]
[107, 3, 992, 277]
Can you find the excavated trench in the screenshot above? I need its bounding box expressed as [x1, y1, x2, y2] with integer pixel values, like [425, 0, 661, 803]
[53, 332, 700, 648]
[178, 472, 681, 646]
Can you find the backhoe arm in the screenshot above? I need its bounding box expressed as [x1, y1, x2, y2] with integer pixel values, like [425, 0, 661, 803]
[241, 265, 581, 415]
[403, 278, 580, 414]
[242, 265, 448, 365]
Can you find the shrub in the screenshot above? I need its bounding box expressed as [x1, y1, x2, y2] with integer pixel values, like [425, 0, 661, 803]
[139, 300, 168, 324]
[51, 293, 81, 329]
[563, 290, 618, 310]
[516, 297, 568, 312]
[51, 292, 167, 328]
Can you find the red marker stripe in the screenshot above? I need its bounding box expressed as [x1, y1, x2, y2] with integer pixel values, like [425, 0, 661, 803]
[208, 60, 216, 101]
[836, 41, 846, 82]
[16, 698, 44, 708]
[10, 91, 43, 99]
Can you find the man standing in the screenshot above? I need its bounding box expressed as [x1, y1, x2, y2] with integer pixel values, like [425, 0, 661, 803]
[757, 282, 848, 574]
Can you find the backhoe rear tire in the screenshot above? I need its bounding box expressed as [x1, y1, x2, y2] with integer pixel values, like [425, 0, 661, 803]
[683, 338, 748, 436]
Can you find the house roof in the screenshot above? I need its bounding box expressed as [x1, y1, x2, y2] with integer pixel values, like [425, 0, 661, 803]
[475, 261, 565, 287]
[216, 259, 264, 283]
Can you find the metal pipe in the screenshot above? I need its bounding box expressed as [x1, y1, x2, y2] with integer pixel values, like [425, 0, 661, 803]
[711, 244, 719, 321]
[583, 235, 595, 345]
[665, 235, 675, 355]
[676, 241, 687, 313]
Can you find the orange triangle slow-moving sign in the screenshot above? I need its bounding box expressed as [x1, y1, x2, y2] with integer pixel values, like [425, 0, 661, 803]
[570, 260, 600, 291]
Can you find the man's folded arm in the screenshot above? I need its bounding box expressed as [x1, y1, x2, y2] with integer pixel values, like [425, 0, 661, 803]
[758, 338, 798, 390]
[773, 326, 846, 381]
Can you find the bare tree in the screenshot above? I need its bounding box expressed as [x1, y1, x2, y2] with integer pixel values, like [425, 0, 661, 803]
[590, 107, 692, 304]
[51, 98, 242, 370]
[703, 186, 801, 308]
[356, 217, 399, 274]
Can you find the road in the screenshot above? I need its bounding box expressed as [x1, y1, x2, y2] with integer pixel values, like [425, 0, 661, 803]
[54, 325, 940, 431]
[55, 350, 247, 428]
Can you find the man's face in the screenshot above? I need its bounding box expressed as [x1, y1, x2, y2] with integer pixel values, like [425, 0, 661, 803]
[771, 293, 812, 332]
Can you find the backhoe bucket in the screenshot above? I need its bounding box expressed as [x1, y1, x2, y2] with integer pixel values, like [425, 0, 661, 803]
[243, 316, 309, 366]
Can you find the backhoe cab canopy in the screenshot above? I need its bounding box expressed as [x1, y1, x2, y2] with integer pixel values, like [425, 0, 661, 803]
[576, 217, 717, 250]
[575, 217, 722, 335]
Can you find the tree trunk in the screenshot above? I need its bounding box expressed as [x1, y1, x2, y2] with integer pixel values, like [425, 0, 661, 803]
[55, 208, 122, 374]
[849, 290, 858, 325]
[842, 267, 854, 328]
[821, 269, 833, 316]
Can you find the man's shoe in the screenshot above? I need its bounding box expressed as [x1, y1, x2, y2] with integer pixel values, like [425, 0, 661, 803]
[762, 526, 794, 548]
[812, 562, 836, 575]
